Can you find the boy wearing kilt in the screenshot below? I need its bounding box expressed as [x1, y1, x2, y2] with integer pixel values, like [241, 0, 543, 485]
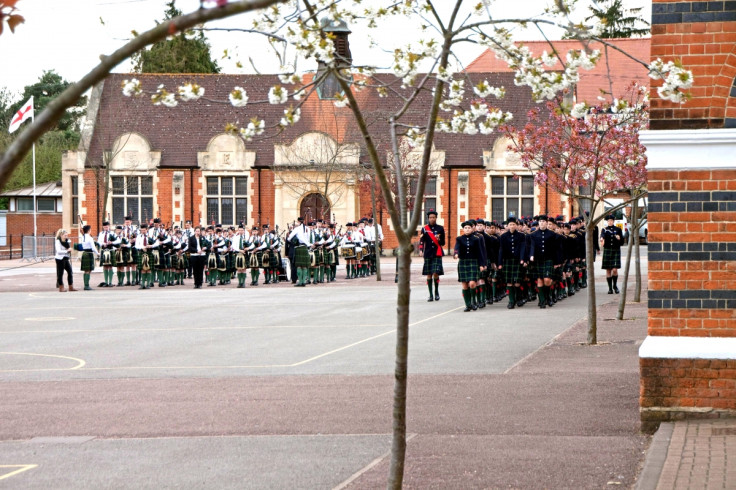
[79, 224, 100, 290]
[529, 215, 560, 309]
[497, 217, 527, 309]
[97, 221, 116, 287]
[473, 220, 490, 308]
[453, 220, 487, 311]
[419, 210, 445, 302]
[113, 226, 127, 287]
[600, 214, 624, 294]
[485, 221, 501, 304]
[287, 218, 311, 287]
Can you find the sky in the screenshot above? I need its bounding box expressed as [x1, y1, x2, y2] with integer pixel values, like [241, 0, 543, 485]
[0, 0, 651, 101]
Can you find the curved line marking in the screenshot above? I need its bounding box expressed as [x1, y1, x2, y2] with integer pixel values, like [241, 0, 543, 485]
[0, 352, 86, 372]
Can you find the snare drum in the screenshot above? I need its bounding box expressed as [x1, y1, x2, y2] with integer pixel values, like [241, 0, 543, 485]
[340, 245, 356, 259]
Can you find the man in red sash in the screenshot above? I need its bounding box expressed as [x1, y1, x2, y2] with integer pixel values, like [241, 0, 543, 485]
[419, 210, 445, 301]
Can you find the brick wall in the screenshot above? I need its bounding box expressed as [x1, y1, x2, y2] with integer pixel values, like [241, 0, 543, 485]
[651, 0, 736, 129]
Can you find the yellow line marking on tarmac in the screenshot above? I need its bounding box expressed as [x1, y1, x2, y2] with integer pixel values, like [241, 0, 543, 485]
[0, 352, 86, 372]
[2, 307, 460, 372]
[0, 465, 38, 481]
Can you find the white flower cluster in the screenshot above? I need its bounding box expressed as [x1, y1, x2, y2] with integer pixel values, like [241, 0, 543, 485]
[280, 107, 301, 127]
[278, 65, 302, 85]
[570, 102, 589, 119]
[486, 29, 601, 102]
[240, 118, 265, 141]
[333, 93, 350, 108]
[121, 79, 142, 97]
[284, 22, 335, 65]
[177, 83, 205, 101]
[405, 127, 426, 148]
[436, 104, 512, 136]
[151, 84, 177, 108]
[268, 86, 289, 104]
[392, 39, 439, 87]
[473, 80, 505, 99]
[229, 87, 249, 107]
[649, 59, 694, 103]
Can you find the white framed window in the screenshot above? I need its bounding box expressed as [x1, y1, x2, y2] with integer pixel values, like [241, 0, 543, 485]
[408, 175, 438, 224]
[16, 197, 34, 211]
[490, 175, 534, 222]
[206, 176, 248, 226]
[37, 198, 55, 212]
[111, 175, 153, 225]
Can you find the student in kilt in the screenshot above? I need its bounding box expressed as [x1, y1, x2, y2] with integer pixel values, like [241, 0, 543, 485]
[497, 217, 526, 309]
[123, 216, 137, 286]
[79, 224, 100, 290]
[473, 220, 490, 308]
[287, 218, 311, 287]
[205, 226, 219, 286]
[600, 214, 624, 294]
[419, 210, 445, 301]
[113, 226, 127, 286]
[529, 215, 560, 309]
[453, 220, 487, 311]
[485, 221, 501, 303]
[97, 221, 116, 287]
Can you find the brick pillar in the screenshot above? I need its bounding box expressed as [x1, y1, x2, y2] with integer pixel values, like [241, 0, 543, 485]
[641, 0, 736, 432]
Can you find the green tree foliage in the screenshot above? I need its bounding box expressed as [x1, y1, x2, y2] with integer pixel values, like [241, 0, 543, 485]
[585, 0, 650, 38]
[19, 70, 87, 136]
[132, 0, 220, 74]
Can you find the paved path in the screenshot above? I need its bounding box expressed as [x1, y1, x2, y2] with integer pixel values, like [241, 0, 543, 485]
[0, 253, 652, 488]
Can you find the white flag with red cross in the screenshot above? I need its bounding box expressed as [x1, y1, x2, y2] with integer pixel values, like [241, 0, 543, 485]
[8, 96, 34, 134]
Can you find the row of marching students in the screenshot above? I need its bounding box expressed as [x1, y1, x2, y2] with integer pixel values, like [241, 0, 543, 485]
[453, 214, 589, 311]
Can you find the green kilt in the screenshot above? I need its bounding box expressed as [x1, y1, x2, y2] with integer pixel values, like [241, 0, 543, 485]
[81, 251, 96, 272]
[457, 258, 479, 283]
[270, 251, 282, 270]
[534, 259, 555, 279]
[135, 249, 145, 269]
[502, 259, 522, 283]
[601, 248, 621, 270]
[422, 256, 444, 276]
[325, 249, 336, 265]
[294, 246, 310, 268]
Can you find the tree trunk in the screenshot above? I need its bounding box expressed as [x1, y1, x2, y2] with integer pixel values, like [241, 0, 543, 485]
[634, 222, 642, 303]
[616, 221, 635, 320]
[387, 242, 413, 489]
[372, 178, 382, 281]
[586, 225, 598, 345]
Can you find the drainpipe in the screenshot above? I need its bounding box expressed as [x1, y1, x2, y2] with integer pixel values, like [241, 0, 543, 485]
[447, 167, 452, 255]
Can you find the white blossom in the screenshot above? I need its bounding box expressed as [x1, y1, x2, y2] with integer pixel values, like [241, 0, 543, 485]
[240, 118, 265, 141]
[151, 86, 177, 107]
[405, 127, 425, 148]
[473, 80, 505, 99]
[229, 87, 248, 107]
[333, 93, 349, 108]
[268, 86, 289, 104]
[177, 83, 205, 101]
[570, 102, 588, 119]
[280, 107, 301, 126]
[121, 79, 142, 97]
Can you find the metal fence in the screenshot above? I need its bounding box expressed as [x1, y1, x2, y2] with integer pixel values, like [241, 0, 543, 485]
[0, 235, 80, 260]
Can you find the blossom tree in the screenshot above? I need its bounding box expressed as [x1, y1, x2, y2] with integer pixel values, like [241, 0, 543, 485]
[0, 1, 696, 487]
[505, 83, 650, 345]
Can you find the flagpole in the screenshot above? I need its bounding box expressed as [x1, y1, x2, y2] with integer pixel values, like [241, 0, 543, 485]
[31, 96, 37, 259]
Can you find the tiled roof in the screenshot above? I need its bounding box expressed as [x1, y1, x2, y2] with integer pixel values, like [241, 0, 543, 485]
[89, 72, 544, 169]
[465, 38, 651, 105]
[1, 181, 62, 197]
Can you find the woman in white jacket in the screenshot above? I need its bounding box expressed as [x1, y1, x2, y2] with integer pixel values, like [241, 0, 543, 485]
[54, 228, 75, 292]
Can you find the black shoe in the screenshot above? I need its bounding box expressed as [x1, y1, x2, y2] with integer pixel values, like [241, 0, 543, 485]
[428, 296, 434, 302]
[539, 304, 546, 309]
[139, 286, 146, 290]
[614, 286, 619, 294]
[478, 302, 485, 309]
[507, 303, 515, 309]
[237, 284, 245, 288]
[486, 298, 493, 305]
[464, 307, 471, 312]
[435, 293, 440, 301]
[471, 304, 478, 311]
[85, 286, 93, 290]
[125, 281, 131, 286]
[516, 301, 524, 308]
[547, 299, 554, 307]
[608, 289, 613, 294]
[568, 290, 574, 296]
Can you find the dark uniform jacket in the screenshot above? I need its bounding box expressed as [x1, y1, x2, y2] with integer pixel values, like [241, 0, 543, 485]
[420, 223, 446, 258]
[529, 229, 560, 263]
[600, 225, 624, 249]
[454, 233, 487, 263]
[498, 230, 526, 264]
[483, 233, 500, 266]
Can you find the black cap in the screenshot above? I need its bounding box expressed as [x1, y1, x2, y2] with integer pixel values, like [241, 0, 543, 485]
[308, 221, 316, 226]
[507, 217, 518, 224]
[538, 214, 548, 221]
[153, 218, 161, 224]
[262, 224, 269, 229]
[102, 221, 110, 226]
[297, 217, 304, 222]
[346, 222, 354, 227]
[605, 214, 615, 221]
[252, 226, 258, 231]
[124, 216, 132, 221]
[140, 223, 148, 229]
[427, 209, 438, 217]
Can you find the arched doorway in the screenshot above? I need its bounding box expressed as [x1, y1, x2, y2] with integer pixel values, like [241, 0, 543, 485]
[300, 193, 331, 222]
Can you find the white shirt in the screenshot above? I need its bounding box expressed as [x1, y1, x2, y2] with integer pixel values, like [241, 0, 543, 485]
[80, 233, 100, 256]
[364, 225, 376, 241]
[55, 238, 71, 260]
[287, 224, 310, 246]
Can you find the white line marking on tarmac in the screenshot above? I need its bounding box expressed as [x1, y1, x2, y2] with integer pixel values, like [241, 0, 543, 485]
[0, 465, 38, 481]
[0, 352, 86, 372]
[24, 317, 76, 322]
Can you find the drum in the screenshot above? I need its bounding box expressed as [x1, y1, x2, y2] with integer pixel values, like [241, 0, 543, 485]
[362, 246, 370, 259]
[340, 246, 356, 259]
[101, 248, 113, 266]
[355, 247, 364, 261]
